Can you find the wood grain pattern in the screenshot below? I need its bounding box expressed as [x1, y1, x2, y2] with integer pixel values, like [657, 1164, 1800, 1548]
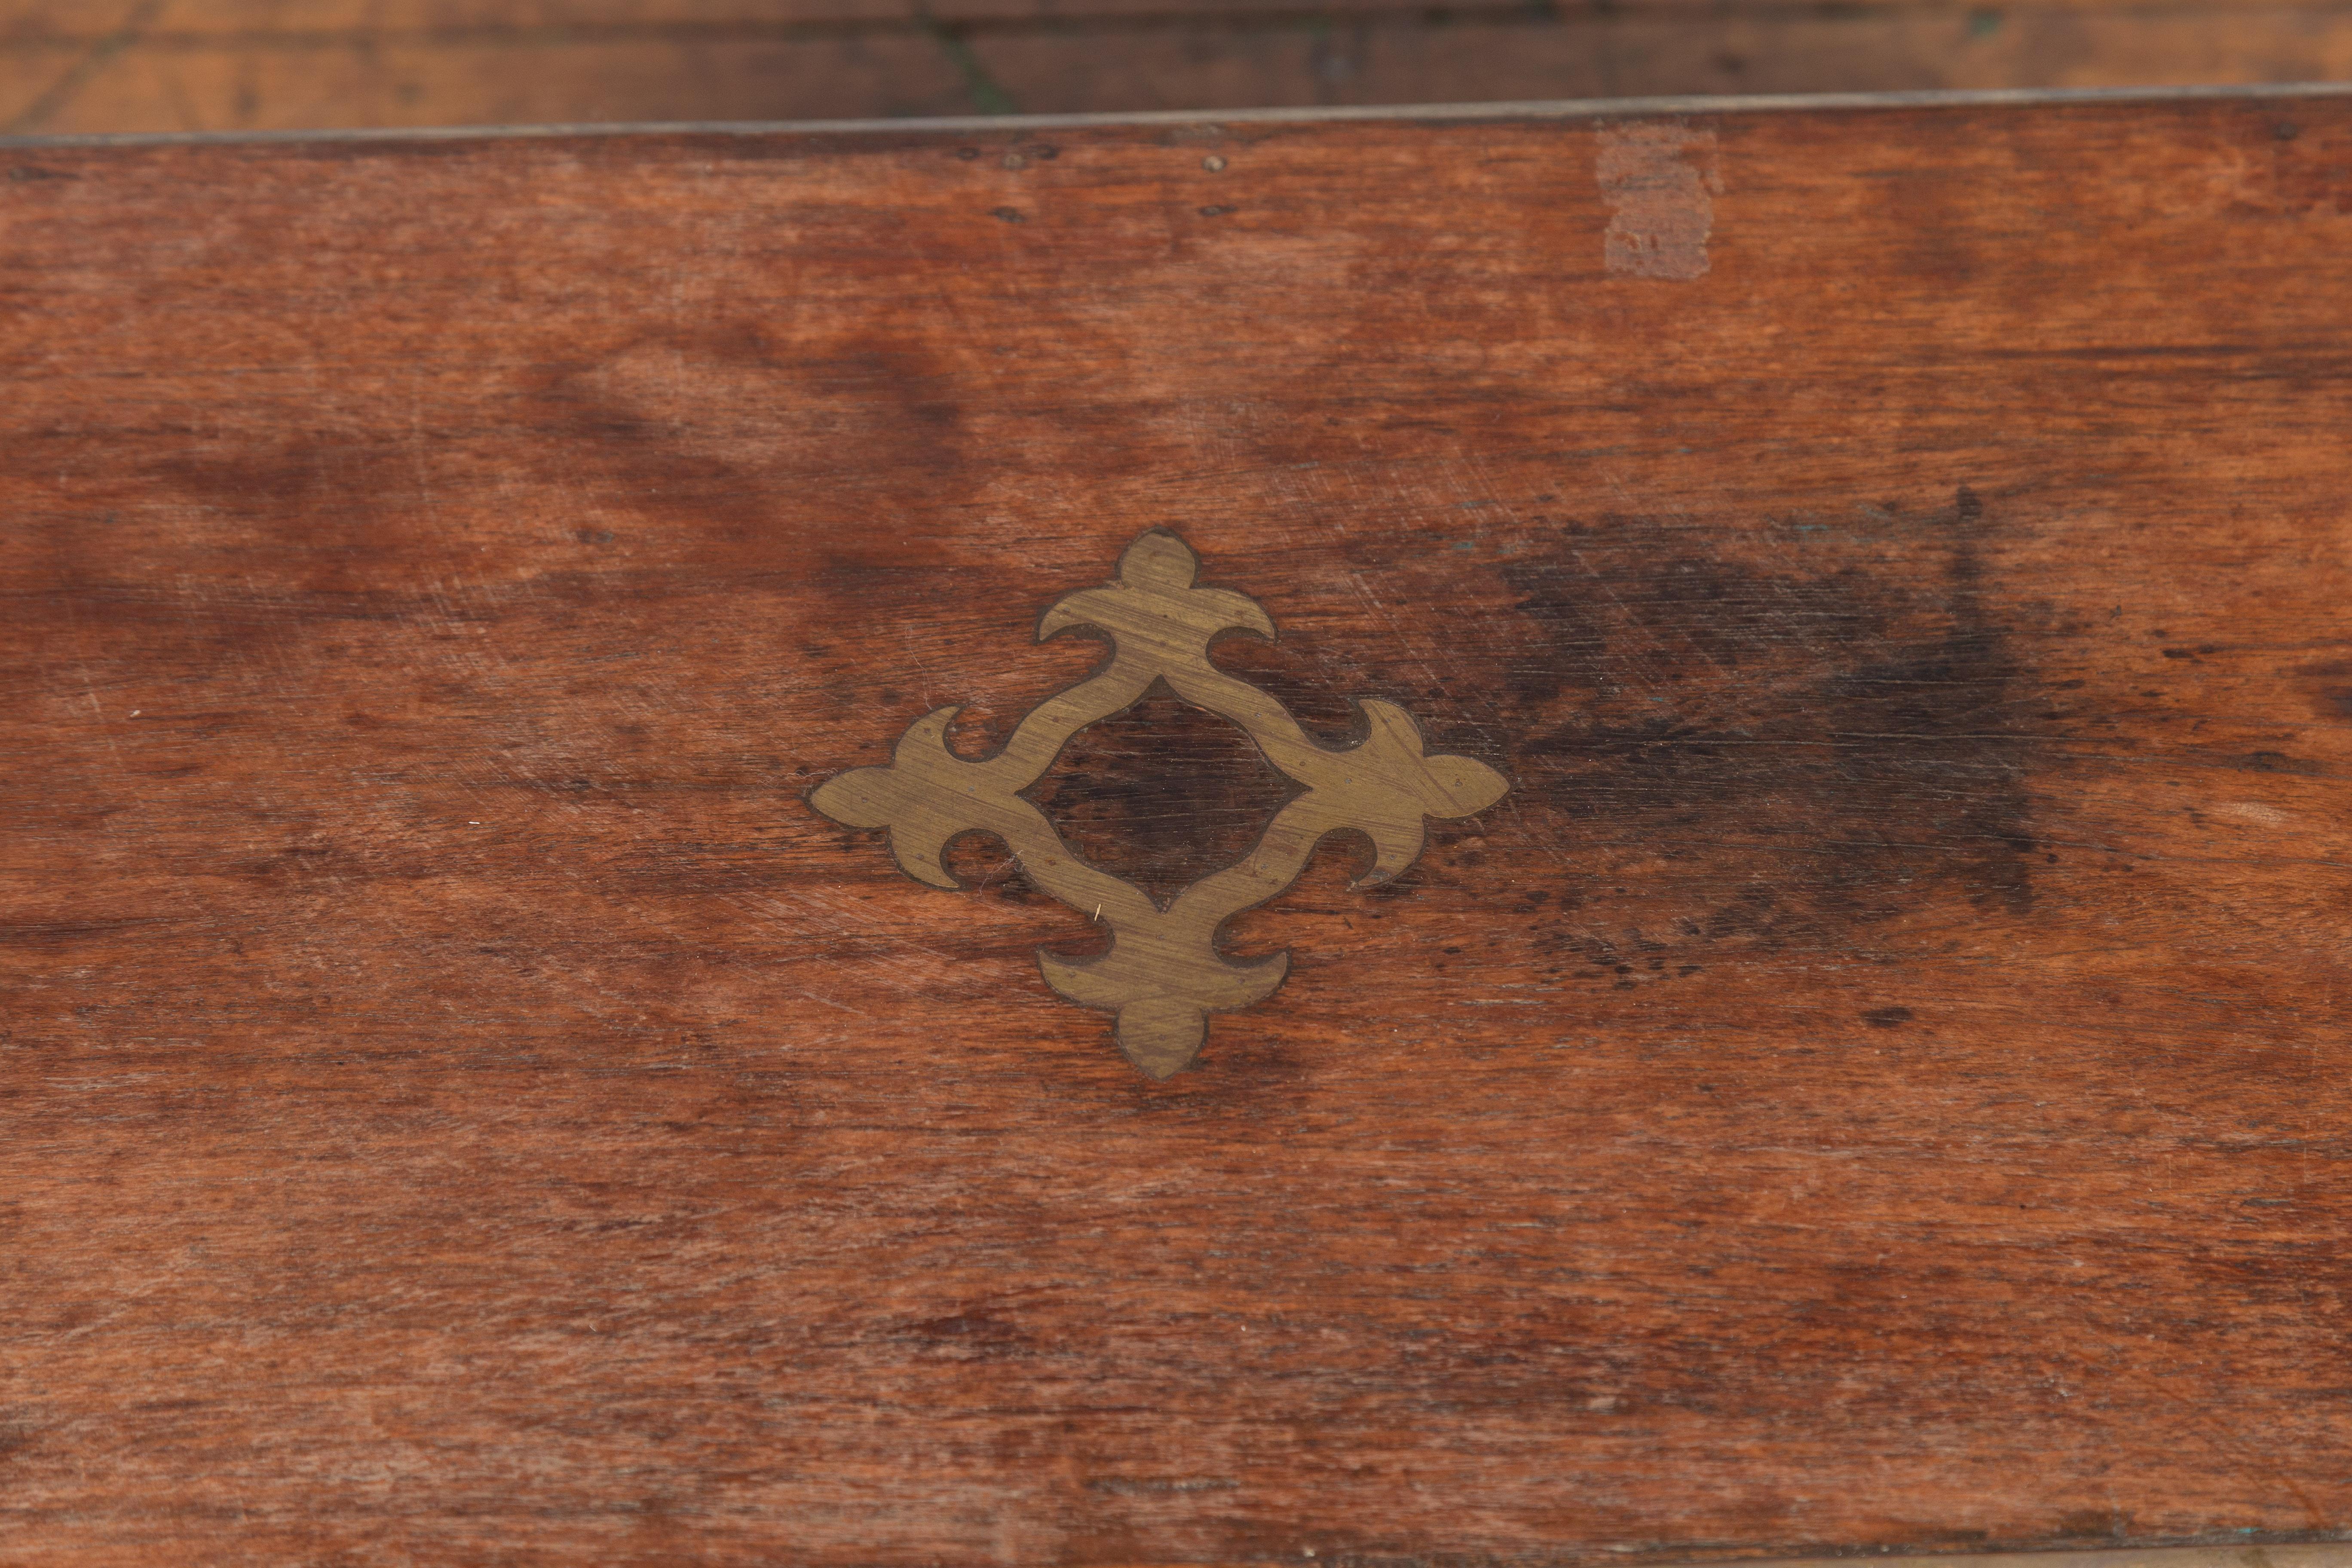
[13, 0, 2352, 136]
[3, 97, 2352, 1564]
[966, 11, 2352, 113]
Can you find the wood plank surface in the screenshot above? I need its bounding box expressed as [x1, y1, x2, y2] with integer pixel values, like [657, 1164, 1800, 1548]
[4, 95, 2352, 1564]
[9, 0, 2352, 135]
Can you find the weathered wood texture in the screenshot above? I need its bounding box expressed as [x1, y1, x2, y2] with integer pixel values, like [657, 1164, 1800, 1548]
[9, 0, 2352, 135]
[4, 98, 2352, 1565]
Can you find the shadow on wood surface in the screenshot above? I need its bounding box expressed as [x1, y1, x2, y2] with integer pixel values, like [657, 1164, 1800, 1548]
[4, 0, 2352, 135]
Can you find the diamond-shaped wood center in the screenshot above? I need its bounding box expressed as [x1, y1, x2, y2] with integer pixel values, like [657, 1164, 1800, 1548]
[1023, 680, 1301, 907]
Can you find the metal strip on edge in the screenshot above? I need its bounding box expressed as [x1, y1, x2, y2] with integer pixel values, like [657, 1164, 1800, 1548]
[3, 80, 2352, 150]
[1705, 1544, 2352, 1568]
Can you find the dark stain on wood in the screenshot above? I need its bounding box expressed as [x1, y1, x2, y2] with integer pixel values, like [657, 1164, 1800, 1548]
[1023, 679, 1303, 907]
[2297, 658, 2352, 720]
[1494, 487, 2043, 961]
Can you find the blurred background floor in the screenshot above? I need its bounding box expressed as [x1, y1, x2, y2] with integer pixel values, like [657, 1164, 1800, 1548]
[4, 0, 2348, 136]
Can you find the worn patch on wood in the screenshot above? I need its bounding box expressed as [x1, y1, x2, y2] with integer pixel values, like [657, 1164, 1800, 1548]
[1597, 120, 1721, 280]
[810, 530, 1508, 1078]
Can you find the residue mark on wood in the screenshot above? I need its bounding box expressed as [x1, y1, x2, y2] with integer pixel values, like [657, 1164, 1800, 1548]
[1597, 122, 1721, 281]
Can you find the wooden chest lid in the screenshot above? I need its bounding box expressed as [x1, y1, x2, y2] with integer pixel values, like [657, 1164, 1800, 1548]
[4, 90, 2350, 1564]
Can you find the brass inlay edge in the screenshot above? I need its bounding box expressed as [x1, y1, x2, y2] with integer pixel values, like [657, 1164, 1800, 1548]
[809, 529, 1507, 1078]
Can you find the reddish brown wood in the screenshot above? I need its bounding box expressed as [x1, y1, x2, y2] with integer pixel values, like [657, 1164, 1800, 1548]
[3, 97, 2351, 1564]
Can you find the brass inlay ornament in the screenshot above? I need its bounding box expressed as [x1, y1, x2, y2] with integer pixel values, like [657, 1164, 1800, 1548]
[810, 531, 1508, 1079]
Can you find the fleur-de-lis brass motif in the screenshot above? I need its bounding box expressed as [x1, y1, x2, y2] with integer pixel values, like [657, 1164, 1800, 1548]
[810, 530, 1508, 1079]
